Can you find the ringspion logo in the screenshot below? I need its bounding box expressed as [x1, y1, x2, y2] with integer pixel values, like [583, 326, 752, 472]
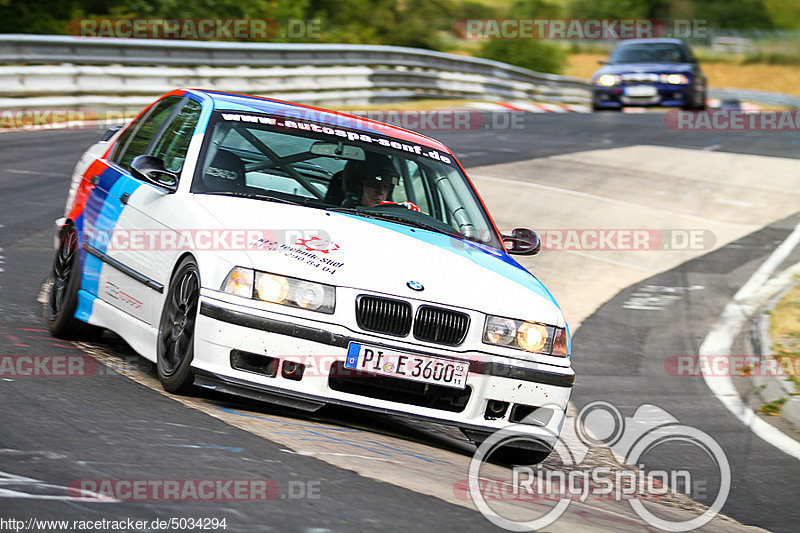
[466, 401, 730, 531]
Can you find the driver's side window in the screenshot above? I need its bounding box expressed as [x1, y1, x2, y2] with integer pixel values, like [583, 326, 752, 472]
[150, 100, 203, 173]
[112, 96, 182, 171]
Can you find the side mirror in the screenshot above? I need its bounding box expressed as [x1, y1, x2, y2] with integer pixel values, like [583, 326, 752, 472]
[597, 59, 607, 65]
[130, 155, 178, 193]
[101, 125, 123, 142]
[503, 228, 541, 256]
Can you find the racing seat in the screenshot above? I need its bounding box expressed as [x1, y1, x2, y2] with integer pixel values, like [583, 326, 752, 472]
[201, 149, 247, 193]
[323, 170, 344, 205]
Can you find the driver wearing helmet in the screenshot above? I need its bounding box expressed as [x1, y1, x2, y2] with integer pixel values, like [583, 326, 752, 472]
[341, 154, 400, 208]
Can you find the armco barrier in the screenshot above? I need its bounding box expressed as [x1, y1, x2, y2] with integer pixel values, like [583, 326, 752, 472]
[2, 35, 796, 113]
[0, 34, 592, 111]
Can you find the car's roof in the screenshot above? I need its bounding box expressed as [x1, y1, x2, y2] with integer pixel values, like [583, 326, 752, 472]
[183, 89, 450, 152]
[615, 38, 686, 46]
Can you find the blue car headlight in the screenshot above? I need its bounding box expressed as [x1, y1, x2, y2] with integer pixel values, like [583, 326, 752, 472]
[595, 74, 620, 87]
[661, 73, 689, 85]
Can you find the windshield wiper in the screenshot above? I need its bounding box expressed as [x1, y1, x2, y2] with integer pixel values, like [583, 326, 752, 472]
[202, 191, 306, 206]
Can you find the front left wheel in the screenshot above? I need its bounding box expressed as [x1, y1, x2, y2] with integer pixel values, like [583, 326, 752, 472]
[157, 256, 200, 393]
[48, 224, 98, 338]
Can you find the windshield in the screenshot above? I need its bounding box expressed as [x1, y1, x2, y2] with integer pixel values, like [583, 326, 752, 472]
[609, 43, 687, 64]
[192, 111, 502, 249]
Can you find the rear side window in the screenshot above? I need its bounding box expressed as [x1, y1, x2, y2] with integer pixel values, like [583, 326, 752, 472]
[150, 100, 203, 173]
[113, 97, 182, 170]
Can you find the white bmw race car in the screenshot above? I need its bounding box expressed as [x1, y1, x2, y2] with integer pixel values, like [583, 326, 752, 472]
[49, 89, 574, 461]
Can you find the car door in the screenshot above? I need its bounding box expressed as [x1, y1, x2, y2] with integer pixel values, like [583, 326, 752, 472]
[97, 96, 203, 325]
[72, 96, 182, 324]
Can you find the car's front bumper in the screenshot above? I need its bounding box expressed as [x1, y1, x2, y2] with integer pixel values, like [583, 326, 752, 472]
[593, 84, 693, 108]
[192, 294, 574, 448]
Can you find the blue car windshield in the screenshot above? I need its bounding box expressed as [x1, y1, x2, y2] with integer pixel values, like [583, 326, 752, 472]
[609, 43, 687, 64]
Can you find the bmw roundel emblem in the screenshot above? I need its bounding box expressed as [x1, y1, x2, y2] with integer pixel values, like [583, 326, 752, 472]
[406, 281, 424, 291]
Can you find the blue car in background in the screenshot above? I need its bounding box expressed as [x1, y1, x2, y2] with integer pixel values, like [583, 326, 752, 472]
[592, 38, 707, 111]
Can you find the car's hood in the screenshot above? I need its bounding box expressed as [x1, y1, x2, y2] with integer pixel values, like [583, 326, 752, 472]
[193, 195, 564, 325]
[594, 62, 693, 77]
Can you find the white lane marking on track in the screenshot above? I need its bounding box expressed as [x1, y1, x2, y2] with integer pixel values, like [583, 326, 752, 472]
[715, 198, 754, 207]
[699, 220, 800, 460]
[0, 470, 118, 502]
[281, 449, 409, 463]
[6, 168, 64, 177]
[562, 250, 655, 271]
[471, 174, 747, 225]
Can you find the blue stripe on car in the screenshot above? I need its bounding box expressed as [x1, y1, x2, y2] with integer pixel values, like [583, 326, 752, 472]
[74, 166, 143, 321]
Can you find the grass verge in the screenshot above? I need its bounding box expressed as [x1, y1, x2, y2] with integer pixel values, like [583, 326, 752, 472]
[769, 276, 800, 390]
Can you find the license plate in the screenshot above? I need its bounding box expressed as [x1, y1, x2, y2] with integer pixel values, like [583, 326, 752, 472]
[345, 343, 468, 389]
[624, 85, 657, 97]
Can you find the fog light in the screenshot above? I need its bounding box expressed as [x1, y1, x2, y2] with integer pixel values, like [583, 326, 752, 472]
[230, 350, 278, 377]
[510, 405, 554, 426]
[485, 400, 509, 420]
[281, 360, 305, 381]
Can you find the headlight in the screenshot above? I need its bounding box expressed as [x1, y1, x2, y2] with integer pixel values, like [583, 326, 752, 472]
[484, 316, 516, 345]
[222, 268, 335, 314]
[596, 74, 619, 87]
[662, 73, 689, 85]
[255, 273, 290, 304]
[483, 314, 569, 357]
[517, 322, 549, 353]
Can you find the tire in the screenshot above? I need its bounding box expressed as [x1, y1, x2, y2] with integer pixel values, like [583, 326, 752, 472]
[157, 256, 200, 393]
[683, 89, 706, 111]
[47, 224, 97, 338]
[695, 91, 707, 111]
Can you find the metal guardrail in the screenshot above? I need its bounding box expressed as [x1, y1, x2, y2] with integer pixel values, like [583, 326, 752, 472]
[0, 34, 592, 110]
[708, 87, 800, 109]
[2, 35, 798, 112]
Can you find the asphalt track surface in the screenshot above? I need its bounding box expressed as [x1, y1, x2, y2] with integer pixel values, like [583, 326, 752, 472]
[1, 112, 799, 532]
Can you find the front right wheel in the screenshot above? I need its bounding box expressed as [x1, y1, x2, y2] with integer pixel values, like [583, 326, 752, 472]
[157, 256, 200, 393]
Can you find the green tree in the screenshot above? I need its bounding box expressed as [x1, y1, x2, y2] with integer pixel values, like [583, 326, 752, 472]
[472, 0, 568, 75]
[689, 0, 774, 29]
[567, 0, 670, 19]
[477, 38, 566, 74]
